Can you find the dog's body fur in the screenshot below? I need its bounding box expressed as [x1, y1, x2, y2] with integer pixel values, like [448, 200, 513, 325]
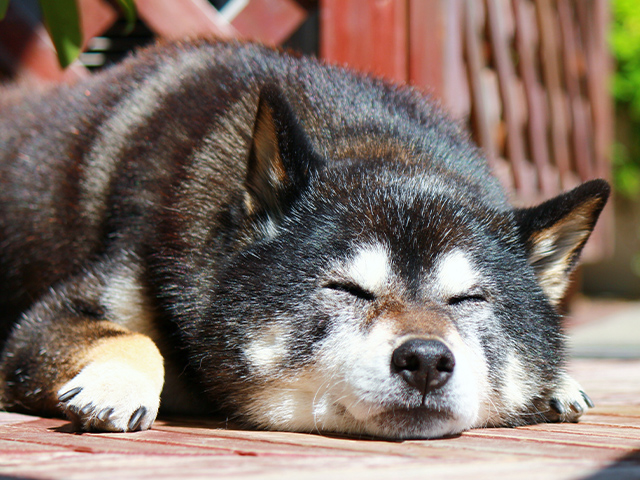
[0, 40, 608, 438]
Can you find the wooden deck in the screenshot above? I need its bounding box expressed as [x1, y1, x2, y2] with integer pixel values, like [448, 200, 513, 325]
[0, 357, 638, 479]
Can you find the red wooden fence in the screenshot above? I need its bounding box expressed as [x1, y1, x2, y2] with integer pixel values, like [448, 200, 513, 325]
[0, 0, 613, 258]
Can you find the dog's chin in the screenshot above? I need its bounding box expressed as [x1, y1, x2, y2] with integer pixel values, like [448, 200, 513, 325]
[328, 404, 477, 440]
[241, 378, 481, 440]
[248, 398, 478, 440]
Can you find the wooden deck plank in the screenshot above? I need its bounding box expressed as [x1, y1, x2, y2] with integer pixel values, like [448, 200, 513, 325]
[0, 358, 638, 479]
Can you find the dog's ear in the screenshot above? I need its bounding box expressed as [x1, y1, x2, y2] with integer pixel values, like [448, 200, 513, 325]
[245, 84, 322, 217]
[515, 179, 610, 306]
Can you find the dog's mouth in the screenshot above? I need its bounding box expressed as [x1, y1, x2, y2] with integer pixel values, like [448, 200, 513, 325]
[333, 398, 463, 439]
[240, 379, 479, 440]
[379, 405, 454, 421]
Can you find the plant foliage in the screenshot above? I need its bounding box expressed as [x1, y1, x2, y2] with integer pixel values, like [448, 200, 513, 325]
[0, 0, 9, 20]
[0, 0, 136, 68]
[39, 0, 82, 68]
[611, 0, 640, 199]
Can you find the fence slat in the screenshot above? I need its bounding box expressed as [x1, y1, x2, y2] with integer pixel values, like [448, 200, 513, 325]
[486, 0, 535, 198]
[558, 0, 594, 181]
[231, 0, 307, 45]
[513, 0, 557, 197]
[320, 0, 408, 83]
[136, 0, 238, 40]
[577, 0, 613, 181]
[576, 0, 614, 259]
[463, 0, 498, 163]
[409, 0, 469, 120]
[537, 0, 574, 187]
[408, 0, 445, 100]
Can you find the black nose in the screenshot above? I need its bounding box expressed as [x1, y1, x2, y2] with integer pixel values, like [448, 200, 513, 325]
[392, 339, 455, 395]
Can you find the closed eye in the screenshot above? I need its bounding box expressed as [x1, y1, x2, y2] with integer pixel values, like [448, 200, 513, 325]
[324, 281, 376, 301]
[447, 293, 487, 306]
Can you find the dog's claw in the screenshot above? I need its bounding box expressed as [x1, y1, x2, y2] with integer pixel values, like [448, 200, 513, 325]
[128, 407, 147, 431]
[58, 386, 83, 402]
[544, 374, 592, 423]
[97, 407, 114, 422]
[580, 390, 595, 408]
[550, 398, 565, 414]
[570, 401, 584, 413]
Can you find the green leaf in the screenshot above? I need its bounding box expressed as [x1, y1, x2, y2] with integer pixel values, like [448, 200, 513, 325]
[0, 0, 10, 21]
[115, 0, 137, 33]
[39, 0, 83, 68]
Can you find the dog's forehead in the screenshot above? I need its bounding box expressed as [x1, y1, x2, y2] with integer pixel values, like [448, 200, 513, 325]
[310, 172, 495, 288]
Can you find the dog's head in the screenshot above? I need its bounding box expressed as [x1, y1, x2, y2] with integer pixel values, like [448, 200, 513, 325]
[192, 86, 609, 439]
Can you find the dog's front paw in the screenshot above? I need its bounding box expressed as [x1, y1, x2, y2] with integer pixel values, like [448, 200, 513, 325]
[57, 360, 162, 432]
[544, 373, 594, 423]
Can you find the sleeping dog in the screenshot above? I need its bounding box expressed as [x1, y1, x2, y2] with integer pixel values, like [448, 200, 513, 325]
[0, 40, 608, 438]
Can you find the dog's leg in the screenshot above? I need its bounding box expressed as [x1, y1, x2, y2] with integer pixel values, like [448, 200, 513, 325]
[544, 372, 594, 423]
[0, 260, 164, 432]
